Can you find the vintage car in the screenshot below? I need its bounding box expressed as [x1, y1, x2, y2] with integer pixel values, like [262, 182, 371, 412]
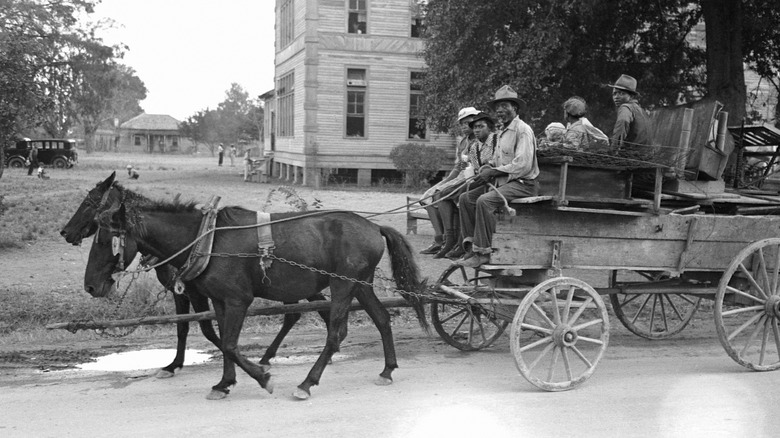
[3, 138, 78, 168]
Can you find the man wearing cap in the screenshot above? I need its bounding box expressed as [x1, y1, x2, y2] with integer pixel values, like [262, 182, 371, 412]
[456, 85, 540, 268]
[420, 107, 480, 256]
[608, 74, 651, 150]
[561, 96, 608, 150]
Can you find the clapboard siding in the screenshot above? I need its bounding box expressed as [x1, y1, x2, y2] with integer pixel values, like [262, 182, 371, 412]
[369, 0, 414, 36]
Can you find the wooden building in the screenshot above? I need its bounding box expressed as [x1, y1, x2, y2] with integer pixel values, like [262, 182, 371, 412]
[265, 0, 454, 187]
[117, 114, 182, 153]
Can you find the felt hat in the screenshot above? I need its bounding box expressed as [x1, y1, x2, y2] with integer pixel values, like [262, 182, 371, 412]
[487, 85, 526, 111]
[607, 74, 638, 95]
[563, 96, 587, 117]
[468, 112, 494, 128]
[457, 107, 480, 122]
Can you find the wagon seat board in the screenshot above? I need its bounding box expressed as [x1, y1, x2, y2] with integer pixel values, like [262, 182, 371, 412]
[492, 207, 780, 272]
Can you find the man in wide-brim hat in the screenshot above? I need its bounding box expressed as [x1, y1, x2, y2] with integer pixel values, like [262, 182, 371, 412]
[456, 85, 540, 268]
[607, 74, 651, 149]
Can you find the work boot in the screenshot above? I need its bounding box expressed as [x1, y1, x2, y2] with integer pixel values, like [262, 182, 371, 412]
[445, 244, 465, 260]
[456, 252, 491, 268]
[434, 231, 457, 259]
[420, 236, 443, 255]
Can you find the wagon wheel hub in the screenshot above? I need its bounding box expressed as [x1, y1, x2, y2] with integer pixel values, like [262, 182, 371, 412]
[553, 324, 578, 347]
[766, 295, 780, 319]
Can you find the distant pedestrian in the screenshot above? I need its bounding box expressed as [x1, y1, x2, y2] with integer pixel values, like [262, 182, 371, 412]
[127, 164, 140, 179]
[218, 143, 224, 166]
[27, 144, 38, 176]
[229, 144, 237, 166]
[37, 165, 49, 180]
[243, 150, 252, 182]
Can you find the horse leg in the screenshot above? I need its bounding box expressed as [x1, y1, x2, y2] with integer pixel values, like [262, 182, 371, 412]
[354, 285, 398, 385]
[207, 299, 239, 400]
[293, 281, 353, 400]
[208, 299, 273, 400]
[259, 308, 301, 365]
[187, 288, 237, 393]
[157, 292, 190, 378]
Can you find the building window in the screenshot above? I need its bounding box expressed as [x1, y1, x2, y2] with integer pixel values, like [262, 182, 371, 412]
[346, 68, 366, 137]
[278, 72, 295, 137]
[172, 137, 179, 147]
[134, 135, 142, 146]
[411, 0, 424, 37]
[409, 71, 426, 139]
[280, 0, 295, 48]
[348, 0, 367, 34]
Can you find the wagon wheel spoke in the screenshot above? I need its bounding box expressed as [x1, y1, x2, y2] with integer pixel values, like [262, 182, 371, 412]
[726, 286, 766, 304]
[572, 318, 604, 332]
[547, 346, 560, 382]
[619, 293, 642, 307]
[570, 345, 593, 368]
[663, 294, 684, 321]
[757, 248, 771, 294]
[677, 294, 697, 305]
[576, 336, 605, 346]
[467, 312, 475, 345]
[561, 346, 573, 381]
[520, 323, 553, 335]
[530, 302, 556, 329]
[562, 286, 575, 324]
[738, 263, 768, 300]
[739, 315, 766, 357]
[759, 318, 770, 366]
[567, 296, 594, 327]
[549, 286, 562, 325]
[630, 294, 653, 325]
[526, 340, 555, 371]
[773, 245, 780, 295]
[721, 305, 764, 317]
[773, 319, 780, 363]
[728, 312, 764, 342]
[649, 294, 659, 331]
[519, 335, 554, 353]
[439, 307, 468, 325]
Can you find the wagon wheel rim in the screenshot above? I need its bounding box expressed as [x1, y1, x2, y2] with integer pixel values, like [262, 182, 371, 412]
[610, 271, 701, 340]
[715, 238, 780, 371]
[511, 277, 609, 391]
[431, 265, 508, 351]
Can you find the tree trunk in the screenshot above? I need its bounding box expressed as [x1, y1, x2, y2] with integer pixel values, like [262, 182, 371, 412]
[701, 0, 746, 123]
[0, 143, 4, 179]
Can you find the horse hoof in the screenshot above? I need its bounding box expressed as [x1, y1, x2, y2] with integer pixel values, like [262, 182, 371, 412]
[206, 390, 228, 400]
[293, 388, 310, 400]
[155, 369, 175, 379]
[263, 377, 274, 394]
[374, 376, 393, 386]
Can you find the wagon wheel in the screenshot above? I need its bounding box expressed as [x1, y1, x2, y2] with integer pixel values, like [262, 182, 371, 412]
[610, 271, 701, 339]
[715, 238, 780, 371]
[431, 265, 508, 351]
[511, 277, 609, 391]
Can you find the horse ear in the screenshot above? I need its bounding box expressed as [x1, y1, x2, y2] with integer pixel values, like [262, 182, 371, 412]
[100, 171, 116, 189]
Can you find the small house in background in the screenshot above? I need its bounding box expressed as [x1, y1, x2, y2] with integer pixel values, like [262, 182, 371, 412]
[265, 0, 455, 187]
[117, 114, 182, 153]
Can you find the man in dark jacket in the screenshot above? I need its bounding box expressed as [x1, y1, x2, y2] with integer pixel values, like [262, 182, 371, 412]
[27, 144, 38, 176]
[608, 74, 651, 150]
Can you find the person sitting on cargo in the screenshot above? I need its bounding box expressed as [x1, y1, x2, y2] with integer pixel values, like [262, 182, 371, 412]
[419, 106, 480, 256]
[456, 85, 540, 268]
[607, 74, 651, 150]
[561, 97, 609, 150]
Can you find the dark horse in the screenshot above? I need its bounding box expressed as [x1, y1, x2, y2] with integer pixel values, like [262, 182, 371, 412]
[62, 172, 334, 378]
[76, 175, 429, 399]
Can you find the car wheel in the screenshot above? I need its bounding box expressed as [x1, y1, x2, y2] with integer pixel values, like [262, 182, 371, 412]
[7, 157, 25, 168]
[52, 157, 67, 168]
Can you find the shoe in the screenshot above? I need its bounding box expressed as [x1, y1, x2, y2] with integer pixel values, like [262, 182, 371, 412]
[455, 253, 490, 268]
[420, 242, 443, 255]
[445, 245, 465, 260]
[434, 241, 456, 259]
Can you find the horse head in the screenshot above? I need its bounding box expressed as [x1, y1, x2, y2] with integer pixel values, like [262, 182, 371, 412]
[60, 171, 118, 245]
[84, 200, 140, 297]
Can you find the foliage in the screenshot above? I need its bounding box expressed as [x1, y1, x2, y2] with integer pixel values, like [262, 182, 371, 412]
[262, 186, 323, 212]
[180, 83, 263, 152]
[389, 142, 447, 188]
[421, 0, 779, 134]
[0, 0, 146, 157]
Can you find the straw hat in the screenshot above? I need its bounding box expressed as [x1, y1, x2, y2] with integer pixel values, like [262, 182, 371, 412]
[607, 74, 638, 95]
[487, 85, 526, 111]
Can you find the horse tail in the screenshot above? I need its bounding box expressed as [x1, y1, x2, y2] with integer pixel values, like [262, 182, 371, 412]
[380, 226, 430, 334]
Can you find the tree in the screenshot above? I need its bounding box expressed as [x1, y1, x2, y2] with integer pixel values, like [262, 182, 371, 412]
[421, 0, 779, 134]
[179, 109, 220, 154]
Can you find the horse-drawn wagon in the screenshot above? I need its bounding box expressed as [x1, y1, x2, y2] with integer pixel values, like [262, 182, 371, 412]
[429, 100, 780, 391]
[53, 99, 780, 398]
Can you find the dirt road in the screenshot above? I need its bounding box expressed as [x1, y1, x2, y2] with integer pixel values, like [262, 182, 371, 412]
[1, 319, 779, 438]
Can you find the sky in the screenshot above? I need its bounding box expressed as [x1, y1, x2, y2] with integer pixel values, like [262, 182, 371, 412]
[92, 0, 276, 121]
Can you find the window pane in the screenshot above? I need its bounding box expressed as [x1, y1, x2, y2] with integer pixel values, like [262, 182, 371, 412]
[347, 116, 364, 137]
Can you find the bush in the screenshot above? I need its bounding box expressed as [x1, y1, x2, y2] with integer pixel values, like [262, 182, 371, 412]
[389, 142, 447, 188]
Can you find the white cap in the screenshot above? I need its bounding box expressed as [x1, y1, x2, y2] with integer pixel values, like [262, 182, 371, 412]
[545, 122, 565, 133]
[126, 164, 133, 169]
[457, 107, 480, 122]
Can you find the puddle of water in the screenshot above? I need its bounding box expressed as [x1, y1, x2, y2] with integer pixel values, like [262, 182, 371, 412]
[77, 349, 212, 371]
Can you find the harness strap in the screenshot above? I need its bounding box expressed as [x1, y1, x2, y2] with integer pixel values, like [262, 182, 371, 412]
[256, 212, 275, 272]
[179, 195, 221, 282]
